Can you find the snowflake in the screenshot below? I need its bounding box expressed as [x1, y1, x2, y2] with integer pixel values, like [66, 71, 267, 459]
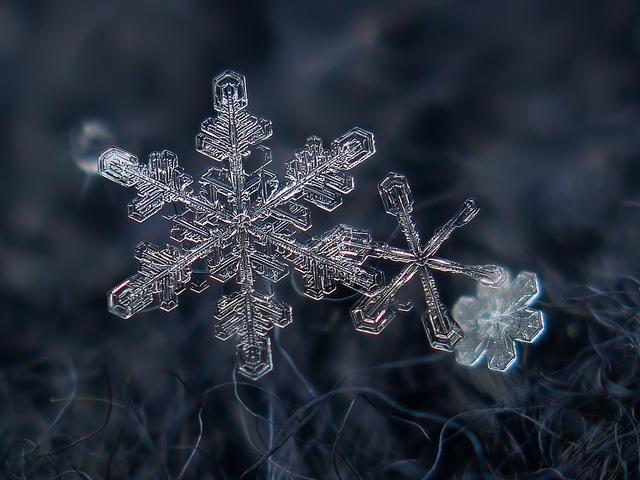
[452, 271, 544, 371]
[99, 71, 381, 380]
[350, 173, 507, 351]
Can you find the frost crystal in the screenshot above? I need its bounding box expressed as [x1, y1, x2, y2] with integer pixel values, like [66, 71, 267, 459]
[351, 173, 507, 351]
[99, 71, 381, 380]
[453, 271, 544, 371]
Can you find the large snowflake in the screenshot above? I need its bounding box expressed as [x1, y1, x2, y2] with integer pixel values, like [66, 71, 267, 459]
[99, 71, 381, 379]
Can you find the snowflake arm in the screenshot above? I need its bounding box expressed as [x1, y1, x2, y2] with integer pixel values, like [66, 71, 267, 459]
[249, 128, 375, 221]
[195, 70, 272, 178]
[99, 147, 232, 223]
[214, 285, 292, 379]
[453, 271, 544, 371]
[368, 243, 504, 285]
[107, 238, 219, 318]
[256, 224, 382, 299]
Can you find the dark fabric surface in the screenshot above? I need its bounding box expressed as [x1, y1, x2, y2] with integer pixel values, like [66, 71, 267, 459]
[1, 1, 639, 478]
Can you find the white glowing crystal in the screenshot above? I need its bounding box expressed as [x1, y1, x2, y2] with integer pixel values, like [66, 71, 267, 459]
[453, 271, 544, 371]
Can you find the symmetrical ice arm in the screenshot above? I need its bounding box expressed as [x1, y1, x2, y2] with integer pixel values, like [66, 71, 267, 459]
[255, 225, 382, 300]
[351, 263, 418, 334]
[100, 148, 195, 221]
[369, 243, 505, 285]
[195, 71, 273, 166]
[250, 127, 375, 220]
[213, 286, 292, 379]
[108, 240, 213, 319]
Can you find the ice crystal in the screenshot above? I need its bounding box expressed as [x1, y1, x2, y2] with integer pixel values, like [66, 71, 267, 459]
[351, 173, 507, 351]
[99, 71, 381, 380]
[453, 271, 544, 371]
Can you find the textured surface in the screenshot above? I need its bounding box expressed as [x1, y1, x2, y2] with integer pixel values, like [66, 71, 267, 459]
[2, 1, 640, 478]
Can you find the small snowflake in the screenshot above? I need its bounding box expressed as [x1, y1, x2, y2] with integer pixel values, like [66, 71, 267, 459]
[351, 172, 507, 351]
[453, 271, 544, 371]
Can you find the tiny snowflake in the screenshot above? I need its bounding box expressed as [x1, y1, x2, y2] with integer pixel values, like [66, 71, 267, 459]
[351, 172, 507, 351]
[453, 271, 544, 371]
[99, 71, 381, 380]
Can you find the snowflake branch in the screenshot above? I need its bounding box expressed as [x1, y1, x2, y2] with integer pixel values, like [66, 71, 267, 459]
[249, 127, 375, 221]
[108, 234, 226, 319]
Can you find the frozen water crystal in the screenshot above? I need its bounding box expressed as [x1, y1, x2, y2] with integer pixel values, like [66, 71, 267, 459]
[453, 271, 544, 371]
[351, 173, 507, 352]
[99, 71, 381, 380]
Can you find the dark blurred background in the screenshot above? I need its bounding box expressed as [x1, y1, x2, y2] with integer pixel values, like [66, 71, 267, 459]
[2, 0, 640, 478]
